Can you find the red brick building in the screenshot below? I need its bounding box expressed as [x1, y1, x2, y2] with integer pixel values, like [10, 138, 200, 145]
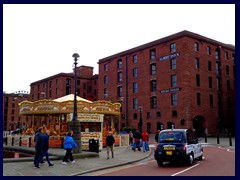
[30, 65, 98, 101]
[98, 30, 235, 136]
[3, 91, 30, 131]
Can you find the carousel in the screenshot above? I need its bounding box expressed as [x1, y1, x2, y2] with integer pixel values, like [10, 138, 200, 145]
[19, 94, 121, 150]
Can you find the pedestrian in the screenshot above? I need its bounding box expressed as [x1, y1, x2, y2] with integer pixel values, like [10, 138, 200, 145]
[133, 129, 142, 152]
[141, 130, 149, 152]
[33, 127, 44, 166]
[155, 130, 160, 143]
[35, 130, 54, 168]
[129, 131, 133, 145]
[62, 131, 77, 165]
[106, 131, 115, 159]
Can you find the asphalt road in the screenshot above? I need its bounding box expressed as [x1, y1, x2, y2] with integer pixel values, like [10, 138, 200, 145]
[86, 145, 235, 176]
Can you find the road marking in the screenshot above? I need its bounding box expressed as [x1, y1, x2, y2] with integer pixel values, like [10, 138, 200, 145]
[171, 163, 200, 176]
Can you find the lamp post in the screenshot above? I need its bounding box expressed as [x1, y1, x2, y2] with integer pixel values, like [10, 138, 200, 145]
[138, 106, 143, 134]
[68, 53, 82, 153]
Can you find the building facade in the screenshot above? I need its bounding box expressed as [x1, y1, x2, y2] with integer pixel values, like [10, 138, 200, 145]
[98, 30, 235, 136]
[3, 91, 30, 131]
[30, 65, 98, 101]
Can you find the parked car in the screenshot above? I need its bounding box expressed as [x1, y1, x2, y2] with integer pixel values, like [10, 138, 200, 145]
[154, 129, 203, 166]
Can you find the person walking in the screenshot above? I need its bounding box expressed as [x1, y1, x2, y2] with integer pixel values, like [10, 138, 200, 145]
[129, 131, 133, 145]
[62, 131, 77, 165]
[35, 130, 54, 168]
[33, 127, 44, 166]
[141, 130, 149, 152]
[106, 131, 115, 159]
[133, 129, 142, 152]
[155, 130, 160, 143]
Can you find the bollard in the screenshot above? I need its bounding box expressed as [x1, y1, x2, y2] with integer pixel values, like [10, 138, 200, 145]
[205, 133, 207, 143]
[29, 137, 32, 147]
[229, 133, 232, 146]
[61, 137, 64, 148]
[217, 132, 220, 144]
[19, 137, 22, 146]
[12, 137, 14, 146]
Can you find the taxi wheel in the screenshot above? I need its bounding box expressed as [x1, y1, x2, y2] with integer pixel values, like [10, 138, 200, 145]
[157, 160, 163, 167]
[187, 154, 194, 165]
[198, 155, 203, 160]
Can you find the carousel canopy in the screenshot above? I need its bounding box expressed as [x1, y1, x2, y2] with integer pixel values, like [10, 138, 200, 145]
[53, 94, 93, 103]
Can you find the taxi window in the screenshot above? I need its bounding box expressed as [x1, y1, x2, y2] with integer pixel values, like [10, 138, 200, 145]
[159, 131, 185, 143]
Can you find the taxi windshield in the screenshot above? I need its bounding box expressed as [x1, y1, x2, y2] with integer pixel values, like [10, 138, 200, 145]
[159, 131, 185, 143]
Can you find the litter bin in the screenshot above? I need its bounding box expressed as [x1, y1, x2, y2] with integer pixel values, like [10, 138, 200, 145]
[89, 139, 99, 153]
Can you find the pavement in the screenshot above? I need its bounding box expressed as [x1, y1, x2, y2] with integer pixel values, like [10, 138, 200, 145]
[3, 136, 235, 176]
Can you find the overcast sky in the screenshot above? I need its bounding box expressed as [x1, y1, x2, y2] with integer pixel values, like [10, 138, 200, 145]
[3, 4, 235, 94]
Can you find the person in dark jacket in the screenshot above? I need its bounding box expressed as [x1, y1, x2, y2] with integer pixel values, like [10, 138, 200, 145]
[62, 131, 77, 165]
[33, 127, 44, 165]
[133, 129, 142, 152]
[106, 131, 115, 159]
[35, 130, 54, 168]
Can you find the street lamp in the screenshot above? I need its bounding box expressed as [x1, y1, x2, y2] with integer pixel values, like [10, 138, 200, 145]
[68, 53, 82, 153]
[138, 106, 143, 134]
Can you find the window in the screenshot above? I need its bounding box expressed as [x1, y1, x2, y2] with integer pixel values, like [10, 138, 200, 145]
[217, 77, 220, 90]
[197, 93, 201, 105]
[172, 110, 177, 117]
[227, 80, 230, 91]
[133, 113, 137, 119]
[147, 112, 151, 118]
[170, 43, 176, 53]
[49, 81, 52, 88]
[151, 96, 157, 109]
[104, 76, 108, 84]
[151, 80, 157, 92]
[208, 61, 212, 71]
[215, 48, 220, 60]
[232, 53, 235, 61]
[209, 95, 213, 107]
[118, 59, 122, 69]
[207, 46, 211, 55]
[171, 58, 176, 70]
[196, 74, 200, 87]
[194, 42, 199, 52]
[12, 103, 15, 108]
[171, 74, 177, 87]
[209, 77, 212, 88]
[118, 72, 122, 82]
[104, 88, 108, 96]
[151, 64, 156, 75]
[133, 55, 138, 63]
[104, 64, 108, 71]
[195, 58, 199, 69]
[133, 68, 138, 78]
[118, 86, 122, 97]
[171, 93, 177, 106]
[77, 80, 80, 85]
[225, 51, 229, 60]
[133, 98, 138, 109]
[216, 62, 220, 75]
[133, 82, 138, 93]
[156, 112, 161, 118]
[150, 49, 156, 60]
[226, 66, 229, 75]
[83, 83, 86, 89]
[66, 79, 71, 86]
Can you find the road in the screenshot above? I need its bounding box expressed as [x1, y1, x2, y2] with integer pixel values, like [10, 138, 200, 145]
[81, 145, 235, 176]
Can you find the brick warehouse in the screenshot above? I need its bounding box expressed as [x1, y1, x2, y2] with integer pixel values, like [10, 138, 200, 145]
[30, 65, 98, 102]
[98, 30, 235, 136]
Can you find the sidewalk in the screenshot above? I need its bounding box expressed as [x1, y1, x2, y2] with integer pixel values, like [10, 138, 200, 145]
[3, 145, 153, 176]
[3, 136, 235, 176]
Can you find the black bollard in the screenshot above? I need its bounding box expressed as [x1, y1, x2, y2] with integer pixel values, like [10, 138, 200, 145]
[19, 137, 22, 146]
[217, 132, 220, 144]
[229, 133, 232, 146]
[205, 133, 207, 143]
[12, 137, 14, 146]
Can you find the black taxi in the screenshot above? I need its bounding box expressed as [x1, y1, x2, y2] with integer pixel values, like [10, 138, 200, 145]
[154, 129, 203, 166]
